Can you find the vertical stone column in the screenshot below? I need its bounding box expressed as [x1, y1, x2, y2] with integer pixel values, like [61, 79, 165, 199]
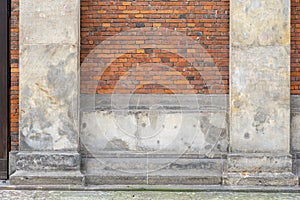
[226, 0, 298, 185]
[10, 0, 83, 184]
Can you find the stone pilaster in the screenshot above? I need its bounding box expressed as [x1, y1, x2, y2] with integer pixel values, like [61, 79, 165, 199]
[226, 0, 298, 185]
[10, 0, 83, 185]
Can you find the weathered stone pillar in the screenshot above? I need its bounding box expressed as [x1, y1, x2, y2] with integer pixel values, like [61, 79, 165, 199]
[10, 0, 83, 184]
[226, 0, 298, 185]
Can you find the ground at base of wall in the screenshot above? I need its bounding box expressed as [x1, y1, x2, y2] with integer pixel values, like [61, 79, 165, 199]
[1, 190, 300, 200]
[2, 184, 300, 193]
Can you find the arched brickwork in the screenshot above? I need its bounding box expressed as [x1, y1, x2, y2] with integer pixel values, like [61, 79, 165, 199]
[80, 0, 230, 94]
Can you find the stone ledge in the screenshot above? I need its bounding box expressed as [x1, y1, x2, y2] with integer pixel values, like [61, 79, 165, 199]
[80, 94, 300, 113]
[83, 157, 225, 185]
[10, 151, 81, 172]
[224, 172, 298, 186]
[80, 94, 229, 112]
[10, 170, 84, 185]
[227, 153, 293, 173]
[3, 184, 300, 192]
[85, 174, 222, 185]
[225, 153, 298, 186]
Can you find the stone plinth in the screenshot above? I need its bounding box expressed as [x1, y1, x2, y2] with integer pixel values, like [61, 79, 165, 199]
[224, 153, 298, 186]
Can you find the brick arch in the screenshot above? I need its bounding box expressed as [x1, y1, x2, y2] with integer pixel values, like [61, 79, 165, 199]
[94, 49, 222, 94]
[80, 0, 230, 95]
[80, 27, 228, 95]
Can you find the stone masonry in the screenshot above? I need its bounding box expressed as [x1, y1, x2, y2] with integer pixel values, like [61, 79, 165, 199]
[8, 0, 300, 186]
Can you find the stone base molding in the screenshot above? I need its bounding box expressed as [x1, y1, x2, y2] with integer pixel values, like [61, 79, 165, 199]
[224, 153, 298, 186]
[9, 151, 84, 185]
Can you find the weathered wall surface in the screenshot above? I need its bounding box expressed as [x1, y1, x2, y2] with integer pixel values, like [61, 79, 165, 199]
[79, 1, 230, 183]
[230, 0, 290, 153]
[81, 94, 228, 155]
[18, 1, 80, 151]
[7, 0, 300, 186]
[80, 94, 228, 185]
[8, 0, 300, 153]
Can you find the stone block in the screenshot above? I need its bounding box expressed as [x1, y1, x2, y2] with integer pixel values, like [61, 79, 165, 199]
[20, 0, 79, 44]
[230, 46, 290, 153]
[10, 171, 84, 185]
[83, 155, 225, 185]
[224, 172, 298, 186]
[20, 44, 79, 151]
[227, 153, 293, 173]
[9, 151, 17, 176]
[81, 111, 228, 155]
[14, 152, 81, 171]
[9, 151, 83, 185]
[225, 153, 298, 186]
[231, 0, 290, 47]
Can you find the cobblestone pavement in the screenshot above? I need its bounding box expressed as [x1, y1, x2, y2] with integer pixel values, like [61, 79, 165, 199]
[1, 190, 300, 200]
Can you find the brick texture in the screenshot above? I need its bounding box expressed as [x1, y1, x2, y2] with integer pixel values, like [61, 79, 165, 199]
[80, 0, 230, 94]
[292, 0, 300, 94]
[10, 0, 19, 151]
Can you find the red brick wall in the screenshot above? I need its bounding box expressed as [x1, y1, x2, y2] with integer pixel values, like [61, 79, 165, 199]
[292, 0, 300, 94]
[80, 0, 230, 94]
[10, 0, 19, 151]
